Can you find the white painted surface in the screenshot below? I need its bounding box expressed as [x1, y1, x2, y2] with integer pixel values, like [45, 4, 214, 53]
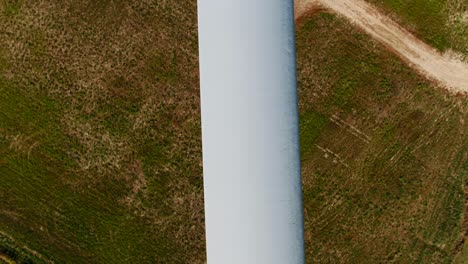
[197, 1, 305, 263]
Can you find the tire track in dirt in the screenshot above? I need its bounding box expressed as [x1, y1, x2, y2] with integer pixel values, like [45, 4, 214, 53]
[296, 0, 468, 94]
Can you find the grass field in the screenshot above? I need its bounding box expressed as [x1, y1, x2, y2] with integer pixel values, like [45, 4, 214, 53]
[0, 1, 204, 263]
[296, 12, 467, 263]
[0, 0, 466, 263]
[366, 0, 468, 59]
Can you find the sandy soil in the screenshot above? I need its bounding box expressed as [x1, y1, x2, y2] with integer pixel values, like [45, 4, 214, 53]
[296, 0, 468, 94]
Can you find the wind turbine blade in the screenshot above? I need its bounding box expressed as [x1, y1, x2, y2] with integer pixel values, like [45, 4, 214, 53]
[198, 1, 305, 263]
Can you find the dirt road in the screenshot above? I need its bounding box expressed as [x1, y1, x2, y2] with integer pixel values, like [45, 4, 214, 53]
[296, 0, 468, 94]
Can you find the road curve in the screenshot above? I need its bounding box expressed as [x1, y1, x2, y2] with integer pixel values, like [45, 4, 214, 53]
[296, 0, 468, 94]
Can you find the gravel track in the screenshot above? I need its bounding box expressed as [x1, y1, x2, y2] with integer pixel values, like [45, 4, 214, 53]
[296, 0, 468, 94]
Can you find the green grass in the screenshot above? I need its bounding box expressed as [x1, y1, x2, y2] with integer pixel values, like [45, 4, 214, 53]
[147, 51, 180, 83]
[367, 0, 468, 57]
[0, 1, 203, 262]
[0, 76, 180, 263]
[0, 232, 44, 264]
[1, 0, 22, 17]
[300, 111, 327, 157]
[297, 13, 466, 263]
[454, 241, 468, 264]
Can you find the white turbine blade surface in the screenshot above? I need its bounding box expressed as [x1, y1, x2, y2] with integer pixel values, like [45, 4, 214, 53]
[198, 0, 305, 263]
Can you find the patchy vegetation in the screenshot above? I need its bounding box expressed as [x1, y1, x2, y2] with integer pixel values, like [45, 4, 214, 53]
[0, 0, 203, 263]
[0, 231, 46, 264]
[366, 0, 468, 59]
[297, 12, 467, 263]
[0, 0, 466, 263]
